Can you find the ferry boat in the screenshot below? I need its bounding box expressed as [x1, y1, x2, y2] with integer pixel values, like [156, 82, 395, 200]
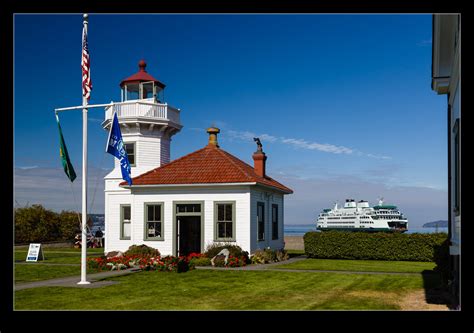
[316, 198, 408, 232]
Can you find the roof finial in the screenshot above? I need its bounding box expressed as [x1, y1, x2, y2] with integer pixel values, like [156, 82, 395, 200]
[138, 59, 147, 72]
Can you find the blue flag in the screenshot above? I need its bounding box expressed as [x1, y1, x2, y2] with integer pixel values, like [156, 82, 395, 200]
[106, 112, 133, 185]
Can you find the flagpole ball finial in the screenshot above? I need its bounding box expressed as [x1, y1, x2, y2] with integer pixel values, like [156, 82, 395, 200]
[83, 13, 88, 20]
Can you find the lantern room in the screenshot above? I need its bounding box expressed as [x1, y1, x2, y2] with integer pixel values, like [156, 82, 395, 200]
[120, 59, 166, 102]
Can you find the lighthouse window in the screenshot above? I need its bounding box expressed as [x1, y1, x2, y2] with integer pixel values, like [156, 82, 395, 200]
[144, 203, 164, 241]
[124, 142, 136, 166]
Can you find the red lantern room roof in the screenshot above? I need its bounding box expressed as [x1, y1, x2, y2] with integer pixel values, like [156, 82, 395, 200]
[120, 60, 166, 89]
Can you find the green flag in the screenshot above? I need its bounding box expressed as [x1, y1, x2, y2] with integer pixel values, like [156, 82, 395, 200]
[56, 114, 77, 182]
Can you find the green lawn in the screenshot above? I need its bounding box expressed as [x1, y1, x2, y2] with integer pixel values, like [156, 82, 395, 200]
[275, 258, 436, 273]
[15, 265, 82, 283]
[15, 269, 438, 310]
[15, 247, 104, 283]
[15, 247, 104, 264]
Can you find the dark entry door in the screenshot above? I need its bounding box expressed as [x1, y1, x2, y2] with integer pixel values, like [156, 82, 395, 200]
[178, 216, 201, 256]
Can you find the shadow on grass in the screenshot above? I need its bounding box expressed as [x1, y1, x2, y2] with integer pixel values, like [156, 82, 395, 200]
[421, 270, 456, 310]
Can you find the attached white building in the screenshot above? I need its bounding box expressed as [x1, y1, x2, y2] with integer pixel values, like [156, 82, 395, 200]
[432, 14, 461, 307]
[102, 60, 293, 256]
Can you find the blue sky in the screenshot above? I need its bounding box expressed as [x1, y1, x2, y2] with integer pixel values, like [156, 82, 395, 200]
[14, 14, 448, 226]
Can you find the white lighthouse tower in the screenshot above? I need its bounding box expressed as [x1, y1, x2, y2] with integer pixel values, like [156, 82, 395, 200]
[102, 60, 182, 246]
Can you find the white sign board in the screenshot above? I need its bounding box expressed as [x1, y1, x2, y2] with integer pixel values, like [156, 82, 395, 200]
[26, 243, 44, 262]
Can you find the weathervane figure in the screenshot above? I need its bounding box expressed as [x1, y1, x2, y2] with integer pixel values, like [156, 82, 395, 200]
[253, 137, 263, 152]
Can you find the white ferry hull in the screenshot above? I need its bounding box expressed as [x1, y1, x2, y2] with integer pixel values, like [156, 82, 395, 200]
[316, 199, 408, 233]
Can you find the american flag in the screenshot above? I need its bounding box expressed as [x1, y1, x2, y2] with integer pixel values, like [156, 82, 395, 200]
[81, 21, 92, 101]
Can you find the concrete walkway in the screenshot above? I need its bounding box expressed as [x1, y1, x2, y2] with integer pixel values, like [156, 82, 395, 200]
[16, 255, 432, 291]
[195, 255, 429, 275]
[15, 268, 141, 291]
[196, 255, 309, 271]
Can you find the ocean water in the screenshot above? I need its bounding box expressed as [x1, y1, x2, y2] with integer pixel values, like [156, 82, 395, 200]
[92, 218, 448, 237]
[284, 224, 448, 236]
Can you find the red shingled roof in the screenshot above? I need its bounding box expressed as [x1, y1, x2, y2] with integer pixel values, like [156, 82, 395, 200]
[120, 145, 293, 194]
[120, 60, 166, 89]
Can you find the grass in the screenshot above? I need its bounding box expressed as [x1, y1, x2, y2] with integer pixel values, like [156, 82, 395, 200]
[15, 265, 82, 283]
[15, 269, 438, 310]
[14, 247, 445, 310]
[275, 258, 436, 273]
[15, 247, 104, 283]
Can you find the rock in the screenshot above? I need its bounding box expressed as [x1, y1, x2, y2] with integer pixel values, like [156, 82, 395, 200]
[211, 248, 230, 266]
[105, 251, 123, 258]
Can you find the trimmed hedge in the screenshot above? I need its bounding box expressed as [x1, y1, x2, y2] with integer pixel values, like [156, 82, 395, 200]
[304, 231, 448, 262]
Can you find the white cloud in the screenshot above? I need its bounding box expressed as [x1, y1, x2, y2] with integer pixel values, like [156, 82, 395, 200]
[281, 137, 353, 154]
[14, 167, 107, 214]
[18, 165, 38, 170]
[225, 129, 390, 159]
[227, 130, 278, 143]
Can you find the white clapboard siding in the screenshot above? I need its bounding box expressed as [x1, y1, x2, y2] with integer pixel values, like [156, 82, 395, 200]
[249, 187, 285, 253]
[137, 137, 170, 168]
[105, 186, 252, 255]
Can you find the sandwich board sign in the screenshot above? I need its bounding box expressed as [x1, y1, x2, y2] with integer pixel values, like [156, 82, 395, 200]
[26, 243, 44, 262]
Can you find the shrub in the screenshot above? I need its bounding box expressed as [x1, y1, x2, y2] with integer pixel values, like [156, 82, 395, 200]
[303, 231, 449, 262]
[204, 243, 249, 263]
[124, 244, 161, 257]
[251, 248, 289, 264]
[189, 257, 212, 267]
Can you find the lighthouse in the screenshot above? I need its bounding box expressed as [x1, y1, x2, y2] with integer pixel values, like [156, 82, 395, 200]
[102, 60, 182, 179]
[102, 60, 182, 243]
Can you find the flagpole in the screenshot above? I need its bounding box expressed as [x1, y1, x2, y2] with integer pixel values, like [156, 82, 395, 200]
[78, 13, 90, 285]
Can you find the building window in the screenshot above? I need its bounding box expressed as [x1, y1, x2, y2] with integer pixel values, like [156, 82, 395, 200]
[257, 202, 265, 241]
[214, 202, 235, 241]
[124, 142, 135, 166]
[272, 204, 278, 240]
[453, 119, 460, 215]
[176, 204, 201, 214]
[145, 203, 164, 241]
[120, 205, 131, 240]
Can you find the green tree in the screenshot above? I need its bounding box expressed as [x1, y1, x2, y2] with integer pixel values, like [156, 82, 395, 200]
[15, 205, 82, 243]
[58, 210, 81, 241]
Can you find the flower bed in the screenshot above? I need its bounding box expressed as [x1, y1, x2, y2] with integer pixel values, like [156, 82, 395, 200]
[87, 254, 191, 272]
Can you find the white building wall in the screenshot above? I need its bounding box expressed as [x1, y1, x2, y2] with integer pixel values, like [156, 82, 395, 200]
[104, 186, 252, 255]
[250, 187, 285, 253]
